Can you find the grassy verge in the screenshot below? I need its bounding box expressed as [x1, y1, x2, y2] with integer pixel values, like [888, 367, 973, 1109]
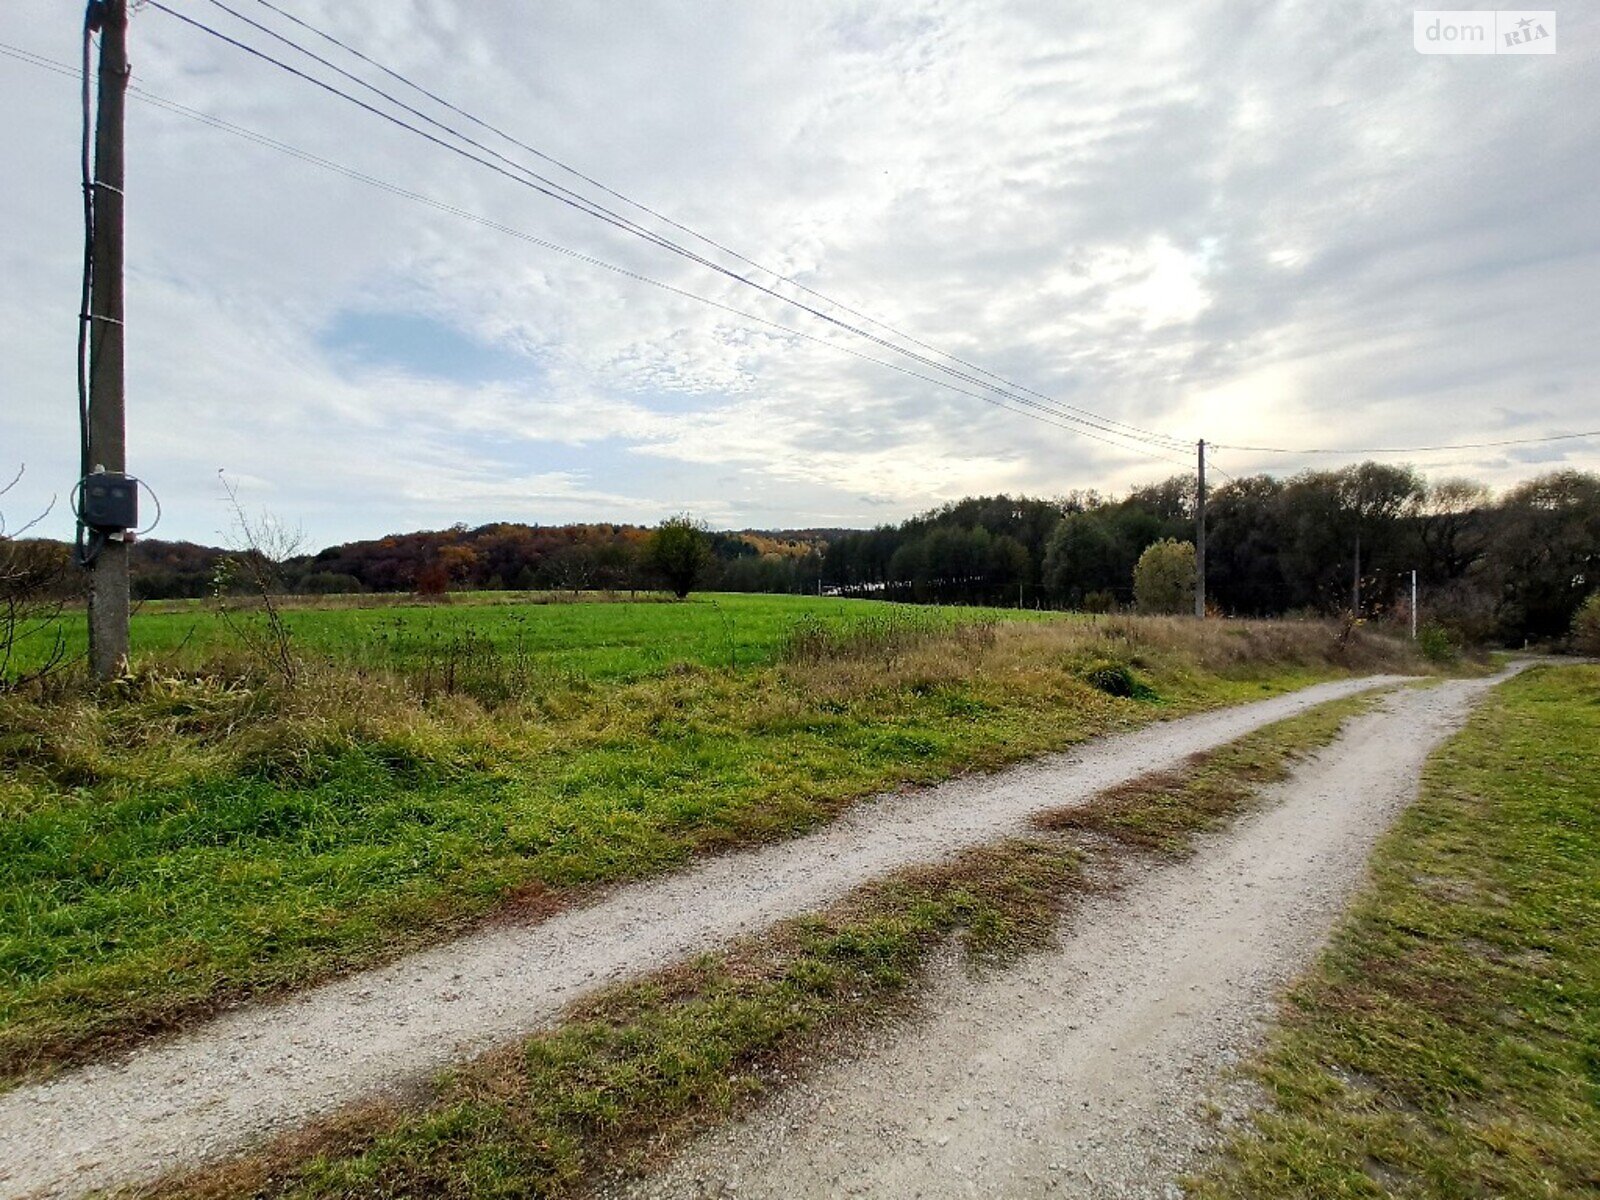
[1189, 664, 1600, 1199]
[136, 690, 1379, 1200]
[0, 601, 1424, 1085]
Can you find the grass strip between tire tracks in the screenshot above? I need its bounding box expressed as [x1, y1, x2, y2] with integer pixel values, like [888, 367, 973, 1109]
[129, 692, 1383, 1200]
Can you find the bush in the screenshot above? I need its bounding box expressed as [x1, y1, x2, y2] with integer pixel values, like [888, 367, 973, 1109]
[1081, 590, 1117, 614]
[1417, 622, 1458, 664]
[1080, 660, 1154, 700]
[1572, 593, 1600, 656]
[1133, 539, 1196, 615]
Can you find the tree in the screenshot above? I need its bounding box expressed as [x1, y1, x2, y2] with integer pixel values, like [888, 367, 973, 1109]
[1043, 513, 1126, 605]
[1573, 593, 1600, 656]
[1485, 471, 1600, 640]
[1333, 463, 1426, 614]
[215, 472, 305, 683]
[1418, 478, 1490, 582]
[1133, 539, 1196, 615]
[647, 515, 713, 599]
[987, 534, 1031, 599]
[1207, 475, 1289, 615]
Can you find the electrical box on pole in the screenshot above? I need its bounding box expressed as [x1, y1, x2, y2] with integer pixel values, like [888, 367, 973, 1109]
[80, 470, 138, 531]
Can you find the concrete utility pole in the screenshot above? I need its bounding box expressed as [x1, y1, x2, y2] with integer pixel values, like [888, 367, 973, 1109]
[1351, 529, 1361, 616]
[87, 0, 132, 680]
[1194, 438, 1207, 618]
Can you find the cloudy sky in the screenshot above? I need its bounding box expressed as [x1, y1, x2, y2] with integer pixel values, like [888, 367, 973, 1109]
[2, 1, 1596, 546]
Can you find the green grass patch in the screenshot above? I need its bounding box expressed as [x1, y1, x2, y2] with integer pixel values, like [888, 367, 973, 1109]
[0, 598, 1428, 1085]
[1189, 664, 1600, 1199]
[14, 593, 1039, 686]
[140, 692, 1374, 1200]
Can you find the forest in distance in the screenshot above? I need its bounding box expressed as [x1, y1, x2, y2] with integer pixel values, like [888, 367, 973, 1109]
[11, 461, 1599, 647]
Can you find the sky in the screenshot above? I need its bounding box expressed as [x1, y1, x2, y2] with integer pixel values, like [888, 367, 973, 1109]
[1, 0, 1596, 547]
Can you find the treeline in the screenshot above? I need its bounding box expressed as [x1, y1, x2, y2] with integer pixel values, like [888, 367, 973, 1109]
[11, 462, 1596, 645]
[75, 522, 827, 601]
[824, 466, 1599, 643]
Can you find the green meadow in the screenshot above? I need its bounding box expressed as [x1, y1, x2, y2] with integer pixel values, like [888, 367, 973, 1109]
[19, 592, 1038, 682]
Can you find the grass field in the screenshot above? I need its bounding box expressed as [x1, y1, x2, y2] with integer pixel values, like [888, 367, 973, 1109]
[18, 592, 1042, 683]
[1191, 664, 1600, 1198]
[0, 594, 1431, 1085]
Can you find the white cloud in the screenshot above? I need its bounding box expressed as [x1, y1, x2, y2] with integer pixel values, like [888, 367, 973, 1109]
[1, 0, 1596, 546]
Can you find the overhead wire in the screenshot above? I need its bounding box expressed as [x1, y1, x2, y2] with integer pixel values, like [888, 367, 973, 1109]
[74, 1, 106, 568]
[144, 0, 1194, 461]
[32, 9, 1585, 474]
[193, 0, 1189, 457]
[240, 0, 1194, 454]
[1209, 430, 1600, 456]
[77, 8, 95, 485]
[0, 40, 1194, 470]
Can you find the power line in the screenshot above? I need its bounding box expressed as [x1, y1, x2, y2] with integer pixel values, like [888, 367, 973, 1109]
[43, 13, 1585, 475]
[0, 40, 1194, 469]
[240, 0, 1193, 454]
[190, 0, 1189, 456]
[1210, 430, 1600, 456]
[145, 0, 1193, 459]
[76, 12, 94, 485]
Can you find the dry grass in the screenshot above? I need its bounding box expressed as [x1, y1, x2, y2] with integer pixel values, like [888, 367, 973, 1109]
[4, 613, 1425, 798]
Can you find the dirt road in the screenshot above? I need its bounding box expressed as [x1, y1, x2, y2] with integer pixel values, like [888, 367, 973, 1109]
[0, 675, 1415, 1199]
[611, 674, 1509, 1200]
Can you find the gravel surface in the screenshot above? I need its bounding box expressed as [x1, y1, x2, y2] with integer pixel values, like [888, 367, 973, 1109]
[606, 673, 1510, 1200]
[0, 675, 1410, 1199]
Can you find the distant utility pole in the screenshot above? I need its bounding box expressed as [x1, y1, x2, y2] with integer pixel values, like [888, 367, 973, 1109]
[1351, 529, 1362, 616]
[86, 0, 132, 680]
[1194, 438, 1207, 618]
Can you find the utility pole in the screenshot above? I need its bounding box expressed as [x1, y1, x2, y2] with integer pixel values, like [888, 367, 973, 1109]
[1194, 439, 1207, 618]
[1351, 529, 1361, 616]
[86, 0, 132, 680]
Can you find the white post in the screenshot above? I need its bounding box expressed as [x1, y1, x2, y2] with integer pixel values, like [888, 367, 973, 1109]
[1411, 569, 1418, 640]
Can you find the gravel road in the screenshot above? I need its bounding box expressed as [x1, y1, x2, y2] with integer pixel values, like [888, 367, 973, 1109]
[608, 673, 1510, 1200]
[0, 675, 1413, 1199]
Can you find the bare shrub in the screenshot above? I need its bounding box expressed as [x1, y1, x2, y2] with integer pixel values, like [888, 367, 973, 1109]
[213, 472, 303, 685]
[0, 467, 76, 690]
[391, 628, 544, 708]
